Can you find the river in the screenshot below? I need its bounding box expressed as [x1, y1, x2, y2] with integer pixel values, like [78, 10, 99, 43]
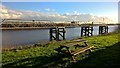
[1, 25, 118, 49]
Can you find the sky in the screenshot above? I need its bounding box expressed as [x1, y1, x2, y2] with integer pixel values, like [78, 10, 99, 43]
[0, 2, 118, 24]
[2, 0, 120, 2]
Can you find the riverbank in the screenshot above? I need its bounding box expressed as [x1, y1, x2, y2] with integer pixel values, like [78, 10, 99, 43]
[0, 27, 51, 30]
[0, 26, 77, 30]
[2, 31, 120, 68]
[1, 24, 119, 30]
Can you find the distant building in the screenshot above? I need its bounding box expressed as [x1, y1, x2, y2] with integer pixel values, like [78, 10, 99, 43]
[71, 21, 94, 25]
[71, 21, 79, 24]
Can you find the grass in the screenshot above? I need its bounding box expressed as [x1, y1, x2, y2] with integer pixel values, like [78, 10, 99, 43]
[1, 31, 120, 68]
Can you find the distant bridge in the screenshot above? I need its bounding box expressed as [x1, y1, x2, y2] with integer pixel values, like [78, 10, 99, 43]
[1, 19, 80, 28]
[1, 19, 118, 28]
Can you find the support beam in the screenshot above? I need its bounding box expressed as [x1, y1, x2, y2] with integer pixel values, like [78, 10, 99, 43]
[81, 26, 93, 37]
[99, 25, 108, 34]
[49, 27, 66, 41]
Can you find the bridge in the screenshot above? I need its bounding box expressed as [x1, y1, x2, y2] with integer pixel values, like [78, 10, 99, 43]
[0, 19, 118, 30]
[1, 19, 80, 28]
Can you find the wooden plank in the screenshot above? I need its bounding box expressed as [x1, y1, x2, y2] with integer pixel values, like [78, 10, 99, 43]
[60, 42, 79, 47]
[66, 39, 86, 43]
[61, 39, 87, 47]
[71, 46, 94, 56]
[72, 39, 86, 42]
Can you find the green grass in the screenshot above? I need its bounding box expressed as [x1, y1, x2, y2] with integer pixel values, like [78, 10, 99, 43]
[2, 31, 120, 68]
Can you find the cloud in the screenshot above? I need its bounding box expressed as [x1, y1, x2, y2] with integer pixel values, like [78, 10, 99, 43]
[74, 11, 80, 15]
[0, 5, 22, 19]
[0, 5, 114, 23]
[45, 8, 55, 12]
[64, 12, 70, 15]
[45, 8, 50, 11]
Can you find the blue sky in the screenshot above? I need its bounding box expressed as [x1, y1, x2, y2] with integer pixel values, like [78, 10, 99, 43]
[2, 2, 117, 15]
[2, 0, 120, 2]
[1, 2, 118, 23]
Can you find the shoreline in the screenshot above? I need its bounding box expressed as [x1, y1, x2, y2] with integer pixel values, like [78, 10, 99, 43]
[1, 31, 118, 51]
[0, 26, 77, 30]
[0, 24, 119, 30]
[0, 27, 51, 30]
[1, 40, 67, 51]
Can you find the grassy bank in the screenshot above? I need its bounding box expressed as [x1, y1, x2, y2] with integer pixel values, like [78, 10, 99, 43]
[2, 31, 120, 68]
